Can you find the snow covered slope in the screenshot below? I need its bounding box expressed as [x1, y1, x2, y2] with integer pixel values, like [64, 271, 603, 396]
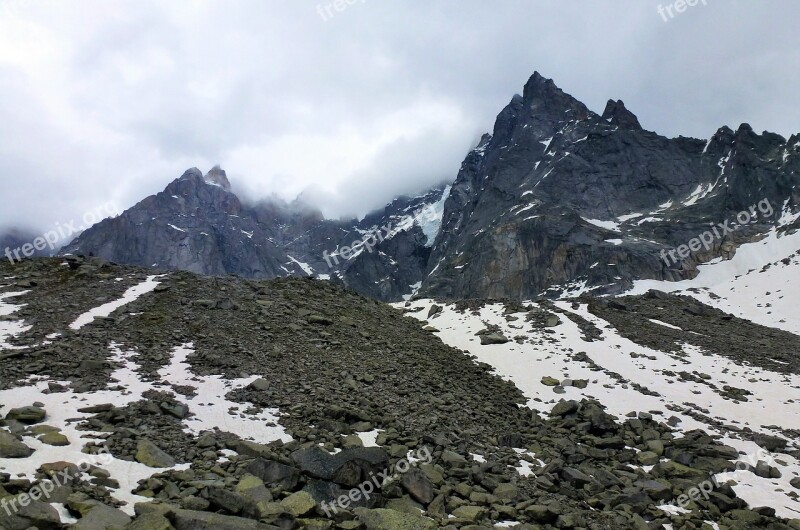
[629, 226, 800, 335]
[400, 298, 800, 518]
[0, 277, 290, 518]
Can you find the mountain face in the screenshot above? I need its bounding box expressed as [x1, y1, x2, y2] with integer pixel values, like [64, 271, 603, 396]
[1, 228, 52, 262]
[62, 166, 449, 302]
[422, 72, 800, 300]
[63, 72, 800, 302]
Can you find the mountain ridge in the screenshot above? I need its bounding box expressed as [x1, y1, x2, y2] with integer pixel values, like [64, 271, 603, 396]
[60, 71, 800, 302]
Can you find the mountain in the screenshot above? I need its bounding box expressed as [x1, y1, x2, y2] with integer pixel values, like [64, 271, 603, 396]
[422, 72, 800, 299]
[2, 257, 799, 528]
[61, 166, 449, 301]
[62, 72, 800, 303]
[1, 228, 52, 263]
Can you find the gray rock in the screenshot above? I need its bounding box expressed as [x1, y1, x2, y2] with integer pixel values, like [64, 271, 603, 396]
[0, 498, 60, 530]
[400, 467, 435, 505]
[160, 401, 190, 419]
[245, 458, 301, 490]
[479, 332, 509, 345]
[354, 507, 437, 530]
[136, 439, 176, 468]
[0, 430, 35, 458]
[70, 503, 132, 530]
[5, 405, 46, 424]
[170, 508, 274, 530]
[550, 400, 580, 417]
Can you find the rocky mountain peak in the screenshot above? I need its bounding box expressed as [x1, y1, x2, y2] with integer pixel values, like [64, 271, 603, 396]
[203, 165, 232, 191]
[601, 99, 642, 130]
[521, 71, 591, 122]
[179, 167, 203, 180]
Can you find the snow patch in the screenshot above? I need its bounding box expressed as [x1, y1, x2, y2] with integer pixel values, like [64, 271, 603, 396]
[69, 276, 162, 330]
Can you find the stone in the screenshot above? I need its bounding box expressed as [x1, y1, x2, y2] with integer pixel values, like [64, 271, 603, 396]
[182, 496, 210, 511]
[541, 376, 560, 387]
[207, 487, 246, 514]
[245, 458, 300, 490]
[545, 315, 561, 327]
[400, 467, 435, 504]
[634, 479, 673, 501]
[753, 434, 788, 452]
[354, 507, 437, 530]
[233, 440, 273, 458]
[170, 508, 273, 529]
[291, 446, 388, 482]
[524, 505, 557, 523]
[39, 431, 70, 446]
[136, 439, 176, 468]
[0, 430, 35, 458]
[441, 450, 468, 467]
[386, 497, 425, 515]
[5, 405, 46, 424]
[493, 483, 519, 501]
[127, 512, 176, 530]
[70, 503, 132, 530]
[550, 400, 579, 417]
[637, 451, 660, 466]
[0, 498, 61, 530]
[562, 467, 593, 486]
[452, 505, 486, 521]
[646, 440, 664, 456]
[249, 378, 270, 391]
[280, 491, 316, 516]
[479, 332, 509, 345]
[341, 434, 363, 449]
[77, 404, 115, 414]
[160, 401, 190, 419]
[308, 315, 333, 325]
[236, 475, 275, 520]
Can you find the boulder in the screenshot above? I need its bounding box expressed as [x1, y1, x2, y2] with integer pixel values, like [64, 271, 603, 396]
[136, 439, 176, 468]
[479, 332, 509, 345]
[70, 503, 131, 530]
[169, 509, 274, 530]
[5, 406, 46, 424]
[245, 458, 300, 490]
[279, 491, 316, 516]
[354, 507, 437, 530]
[0, 430, 34, 458]
[550, 400, 580, 417]
[400, 468, 435, 504]
[0, 498, 60, 530]
[39, 431, 70, 446]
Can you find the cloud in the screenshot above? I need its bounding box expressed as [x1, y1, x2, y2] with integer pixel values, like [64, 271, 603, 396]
[0, 0, 798, 230]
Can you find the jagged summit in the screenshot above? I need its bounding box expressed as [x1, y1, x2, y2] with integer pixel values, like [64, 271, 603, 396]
[520, 71, 591, 122]
[176, 166, 232, 192]
[601, 99, 642, 130]
[204, 165, 232, 191]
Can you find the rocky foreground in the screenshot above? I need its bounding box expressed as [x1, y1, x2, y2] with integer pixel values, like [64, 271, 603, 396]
[1, 257, 799, 529]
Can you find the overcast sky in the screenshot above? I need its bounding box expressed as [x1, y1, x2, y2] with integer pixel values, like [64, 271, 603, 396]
[1, 0, 799, 233]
